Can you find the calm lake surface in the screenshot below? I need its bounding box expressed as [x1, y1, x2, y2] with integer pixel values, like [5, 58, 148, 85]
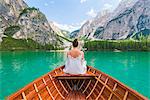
[0, 51, 149, 99]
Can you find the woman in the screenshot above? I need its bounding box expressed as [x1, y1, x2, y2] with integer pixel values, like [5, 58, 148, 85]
[63, 39, 87, 74]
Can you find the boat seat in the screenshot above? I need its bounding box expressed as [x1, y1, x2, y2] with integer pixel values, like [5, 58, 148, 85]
[54, 71, 98, 80]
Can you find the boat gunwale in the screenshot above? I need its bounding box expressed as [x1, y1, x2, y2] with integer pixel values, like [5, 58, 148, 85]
[7, 66, 64, 99]
[88, 66, 148, 100]
[7, 65, 148, 100]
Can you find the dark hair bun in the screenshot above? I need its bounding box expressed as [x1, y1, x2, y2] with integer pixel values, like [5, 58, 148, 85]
[72, 39, 78, 47]
[74, 39, 77, 42]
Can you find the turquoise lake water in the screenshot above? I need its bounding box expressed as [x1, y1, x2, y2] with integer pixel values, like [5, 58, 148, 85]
[0, 51, 149, 99]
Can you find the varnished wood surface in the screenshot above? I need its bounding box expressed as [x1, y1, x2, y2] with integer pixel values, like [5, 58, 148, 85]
[55, 72, 96, 80]
[7, 66, 148, 100]
[66, 91, 86, 100]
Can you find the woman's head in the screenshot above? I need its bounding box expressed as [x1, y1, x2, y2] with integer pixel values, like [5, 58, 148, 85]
[72, 39, 78, 47]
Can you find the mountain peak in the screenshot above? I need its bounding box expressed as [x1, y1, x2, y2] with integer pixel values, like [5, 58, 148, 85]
[0, 0, 66, 46]
[76, 0, 150, 40]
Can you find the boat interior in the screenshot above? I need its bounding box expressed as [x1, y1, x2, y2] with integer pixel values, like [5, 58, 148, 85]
[8, 66, 147, 100]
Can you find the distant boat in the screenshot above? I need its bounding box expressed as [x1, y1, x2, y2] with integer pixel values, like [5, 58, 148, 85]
[114, 49, 121, 52]
[8, 66, 147, 100]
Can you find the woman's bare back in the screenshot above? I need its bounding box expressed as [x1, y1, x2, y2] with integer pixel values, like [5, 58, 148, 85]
[67, 48, 84, 59]
[64, 39, 86, 74]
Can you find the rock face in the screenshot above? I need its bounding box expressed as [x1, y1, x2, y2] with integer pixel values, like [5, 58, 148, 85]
[0, 0, 61, 45]
[0, 0, 27, 41]
[13, 8, 57, 45]
[49, 21, 69, 38]
[78, 0, 150, 40]
[78, 10, 111, 39]
[0, 0, 27, 32]
[69, 29, 80, 38]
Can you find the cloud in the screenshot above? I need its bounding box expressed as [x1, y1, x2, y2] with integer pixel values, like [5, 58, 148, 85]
[44, 3, 48, 6]
[44, 1, 54, 6]
[80, 0, 87, 4]
[53, 20, 86, 32]
[103, 3, 113, 10]
[86, 8, 97, 17]
[50, 1, 54, 4]
[56, 24, 78, 32]
[119, 0, 122, 2]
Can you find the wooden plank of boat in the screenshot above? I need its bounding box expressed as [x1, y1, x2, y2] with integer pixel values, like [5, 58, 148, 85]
[7, 65, 148, 100]
[54, 71, 97, 80]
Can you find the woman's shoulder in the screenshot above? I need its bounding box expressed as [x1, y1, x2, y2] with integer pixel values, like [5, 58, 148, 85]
[80, 50, 84, 54]
[68, 49, 83, 55]
[67, 51, 71, 55]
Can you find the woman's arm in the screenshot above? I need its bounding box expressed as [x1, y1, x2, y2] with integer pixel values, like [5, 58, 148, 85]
[67, 51, 70, 58]
[81, 51, 84, 60]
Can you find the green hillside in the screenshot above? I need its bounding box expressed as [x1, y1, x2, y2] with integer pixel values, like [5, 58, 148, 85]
[0, 37, 54, 51]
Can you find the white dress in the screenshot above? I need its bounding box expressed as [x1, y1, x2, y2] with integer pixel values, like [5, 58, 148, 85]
[63, 55, 87, 74]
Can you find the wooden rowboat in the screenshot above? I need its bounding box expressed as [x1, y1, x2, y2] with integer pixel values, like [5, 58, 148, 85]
[8, 66, 147, 100]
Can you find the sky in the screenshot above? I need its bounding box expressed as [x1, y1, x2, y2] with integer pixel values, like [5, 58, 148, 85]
[24, 0, 122, 31]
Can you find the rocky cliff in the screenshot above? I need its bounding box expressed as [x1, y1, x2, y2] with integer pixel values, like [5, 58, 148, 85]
[69, 29, 80, 38]
[0, 0, 63, 46]
[49, 21, 69, 38]
[78, 0, 150, 40]
[0, 0, 27, 41]
[78, 10, 111, 39]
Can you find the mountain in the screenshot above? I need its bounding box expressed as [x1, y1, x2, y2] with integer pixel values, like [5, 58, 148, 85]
[78, 10, 112, 39]
[48, 21, 72, 48]
[111, 0, 138, 18]
[49, 21, 69, 38]
[78, 0, 150, 40]
[0, 0, 27, 41]
[69, 29, 80, 38]
[0, 0, 63, 46]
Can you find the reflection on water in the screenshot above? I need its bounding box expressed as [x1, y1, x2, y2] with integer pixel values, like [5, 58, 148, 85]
[85, 51, 150, 98]
[0, 51, 67, 99]
[88, 58, 96, 66]
[12, 61, 21, 72]
[0, 51, 149, 99]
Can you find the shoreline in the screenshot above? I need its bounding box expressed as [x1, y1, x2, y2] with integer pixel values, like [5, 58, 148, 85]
[0, 49, 150, 52]
[49, 50, 68, 52]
